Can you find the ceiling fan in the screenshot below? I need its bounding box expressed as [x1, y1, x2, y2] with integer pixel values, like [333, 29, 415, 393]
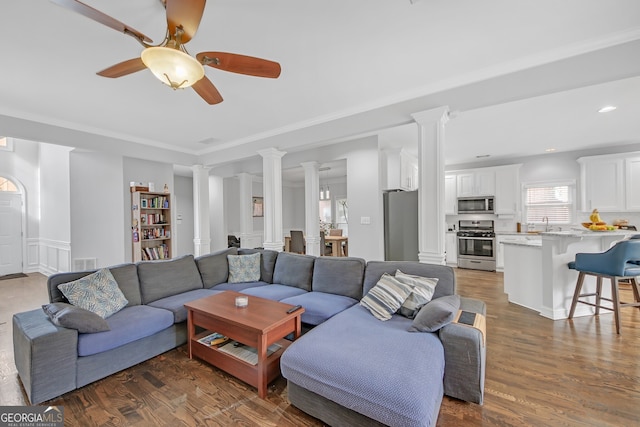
[51, 0, 282, 104]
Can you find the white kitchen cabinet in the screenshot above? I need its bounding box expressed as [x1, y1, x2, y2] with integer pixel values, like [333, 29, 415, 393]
[494, 165, 521, 216]
[496, 235, 533, 270]
[625, 157, 640, 211]
[445, 232, 457, 265]
[578, 156, 625, 212]
[445, 174, 457, 215]
[383, 149, 418, 191]
[456, 170, 495, 197]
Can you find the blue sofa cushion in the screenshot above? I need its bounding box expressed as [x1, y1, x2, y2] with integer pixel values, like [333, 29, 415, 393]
[77, 305, 174, 357]
[148, 289, 222, 323]
[272, 252, 315, 291]
[281, 304, 444, 427]
[239, 249, 279, 283]
[138, 255, 204, 304]
[211, 281, 270, 292]
[311, 257, 365, 300]
[281, 292, 358, 325]
[196, 248, 237, 288]
[241, 284, 307, 301]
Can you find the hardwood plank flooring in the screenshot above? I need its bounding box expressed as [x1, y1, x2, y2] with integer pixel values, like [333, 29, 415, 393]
[1, 270, 638, 426]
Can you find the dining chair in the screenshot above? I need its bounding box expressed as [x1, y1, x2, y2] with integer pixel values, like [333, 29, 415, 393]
[567, 236, 640, 334]
[319, 232, 332, 256]
[290, 230, 306, 254]
[329, 229, 343, 236]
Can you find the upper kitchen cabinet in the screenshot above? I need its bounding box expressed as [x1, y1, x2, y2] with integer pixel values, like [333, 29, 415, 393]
[383, 148, 419, 191]
[578, 154, 626, 212]
[494, 165, 522, 216]
[444, 174, 457, 215]
[625, 156, 640, 211]
[456, 169, 495, 197]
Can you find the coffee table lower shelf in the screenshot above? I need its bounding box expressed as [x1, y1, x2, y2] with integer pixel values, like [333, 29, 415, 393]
[191, 331, 291, 393]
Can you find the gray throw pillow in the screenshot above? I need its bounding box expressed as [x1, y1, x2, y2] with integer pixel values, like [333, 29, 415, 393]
[360, 273, 413, 321]
[408, 295, 460, 332]
[395, 269, 438, 319]
[42, 302, 110, 333]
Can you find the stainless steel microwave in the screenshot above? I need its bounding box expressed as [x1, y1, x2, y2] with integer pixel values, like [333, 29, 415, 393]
[457, 196, 494, 214]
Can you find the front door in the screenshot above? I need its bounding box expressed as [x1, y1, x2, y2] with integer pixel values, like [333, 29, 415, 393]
[0, 193, 22, 276]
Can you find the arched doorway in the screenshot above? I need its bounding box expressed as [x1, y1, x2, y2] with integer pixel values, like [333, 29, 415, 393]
[0, 175, 23, 276]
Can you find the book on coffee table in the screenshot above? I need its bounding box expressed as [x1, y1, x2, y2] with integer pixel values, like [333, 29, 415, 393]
[217, 342, 281, 365]
[197, 332, 230, 347]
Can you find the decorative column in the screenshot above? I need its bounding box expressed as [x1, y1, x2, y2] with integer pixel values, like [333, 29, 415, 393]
[236, 173, 254, 248]
[258, 148, 286, 251]
[208, 174, 226, 251]
[301, 161, 320, 256]
[411, 106, 450, 265]
[192, 164, 211, 256]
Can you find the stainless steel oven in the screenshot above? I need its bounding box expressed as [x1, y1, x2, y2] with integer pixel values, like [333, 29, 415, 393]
[457, 220, 496, 271]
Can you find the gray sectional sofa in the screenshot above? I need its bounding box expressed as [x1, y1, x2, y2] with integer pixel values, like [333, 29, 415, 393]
[12, 248, 485, 427]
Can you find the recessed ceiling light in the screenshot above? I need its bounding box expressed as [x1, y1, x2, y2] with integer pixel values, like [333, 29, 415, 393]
[598, 105, 617, 113]
[545, 148, 556, 153]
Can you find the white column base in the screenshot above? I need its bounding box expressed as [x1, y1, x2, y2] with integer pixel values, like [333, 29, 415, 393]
[419, 251, 446, 265]
[305, 235, 320, 256]
[263, 241, 284, 252]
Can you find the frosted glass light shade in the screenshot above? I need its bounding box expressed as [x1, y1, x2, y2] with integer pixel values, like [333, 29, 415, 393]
[141, 47, 205, 89]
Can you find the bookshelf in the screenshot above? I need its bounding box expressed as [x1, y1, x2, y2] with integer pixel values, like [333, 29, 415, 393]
[131, 191, 172, 262]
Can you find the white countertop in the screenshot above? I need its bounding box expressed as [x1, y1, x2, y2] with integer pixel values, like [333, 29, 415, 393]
[502, 240, 542, 247]
[540, 230, 636, 237]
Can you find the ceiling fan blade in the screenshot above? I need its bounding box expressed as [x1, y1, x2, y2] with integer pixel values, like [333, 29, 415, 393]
[51, 0, 152, 43]
[97, 58, 147, 78]
[166, 0, 206, 43]
[197, 52, 281, 78]
[192, 77, 224, 105]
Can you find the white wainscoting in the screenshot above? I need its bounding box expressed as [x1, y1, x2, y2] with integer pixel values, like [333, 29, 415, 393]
[37, 239, 71, 276]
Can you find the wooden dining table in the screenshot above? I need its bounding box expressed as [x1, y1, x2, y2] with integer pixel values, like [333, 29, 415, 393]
[284, 235, 348, 257]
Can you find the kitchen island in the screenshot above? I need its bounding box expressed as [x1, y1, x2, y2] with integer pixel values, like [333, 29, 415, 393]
[503, 230, 635, 320]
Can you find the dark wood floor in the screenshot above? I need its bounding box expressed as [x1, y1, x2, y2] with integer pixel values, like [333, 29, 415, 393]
[1, 269, 639, 426]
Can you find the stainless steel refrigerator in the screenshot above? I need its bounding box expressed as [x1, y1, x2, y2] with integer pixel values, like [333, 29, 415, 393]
[383, 190, 419, 261]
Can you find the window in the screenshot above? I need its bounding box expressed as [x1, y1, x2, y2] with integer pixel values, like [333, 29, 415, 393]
[0, 176, 18, 192]
[0, 137, 13, 151]
[524, 182, 575, 224]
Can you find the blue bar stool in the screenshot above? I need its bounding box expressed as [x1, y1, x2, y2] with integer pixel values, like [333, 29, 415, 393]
[567, 237, 640, 334]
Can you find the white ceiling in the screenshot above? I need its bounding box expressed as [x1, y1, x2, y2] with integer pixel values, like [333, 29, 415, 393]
[1, 0, 640, 168]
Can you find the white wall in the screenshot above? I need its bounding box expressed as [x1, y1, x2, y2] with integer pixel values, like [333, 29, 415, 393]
[69, 150, 125, 268]
[283, 184, 305, 235]
[122, 157, 174, 262]
[174, 175, 194, 256]
[40, 143, 72, 273]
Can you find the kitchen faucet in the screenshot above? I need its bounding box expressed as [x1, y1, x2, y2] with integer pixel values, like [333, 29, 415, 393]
[543, 216, 550, 232]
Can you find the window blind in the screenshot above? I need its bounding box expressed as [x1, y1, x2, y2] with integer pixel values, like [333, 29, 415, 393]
[525, 184, 573, 224]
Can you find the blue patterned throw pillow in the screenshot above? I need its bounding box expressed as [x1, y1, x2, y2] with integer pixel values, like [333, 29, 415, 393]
[227, 252, 261, 283]
[360, 273, 413, 321]
[57, 268, 128, 319]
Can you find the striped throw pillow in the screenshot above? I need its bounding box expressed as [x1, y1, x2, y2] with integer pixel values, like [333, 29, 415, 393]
[360, 273, 413, 321]
[395, 270, 439, 319]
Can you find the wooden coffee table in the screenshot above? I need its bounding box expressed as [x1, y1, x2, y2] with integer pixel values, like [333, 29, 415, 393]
[184, 291, 305, 398]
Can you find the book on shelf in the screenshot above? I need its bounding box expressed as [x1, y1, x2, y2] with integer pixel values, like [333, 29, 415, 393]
[197, 332, 230, 347]
[217, 341, 281, 365]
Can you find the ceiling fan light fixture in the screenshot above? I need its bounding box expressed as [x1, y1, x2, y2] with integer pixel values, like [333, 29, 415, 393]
[141, 46, 204, 89]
